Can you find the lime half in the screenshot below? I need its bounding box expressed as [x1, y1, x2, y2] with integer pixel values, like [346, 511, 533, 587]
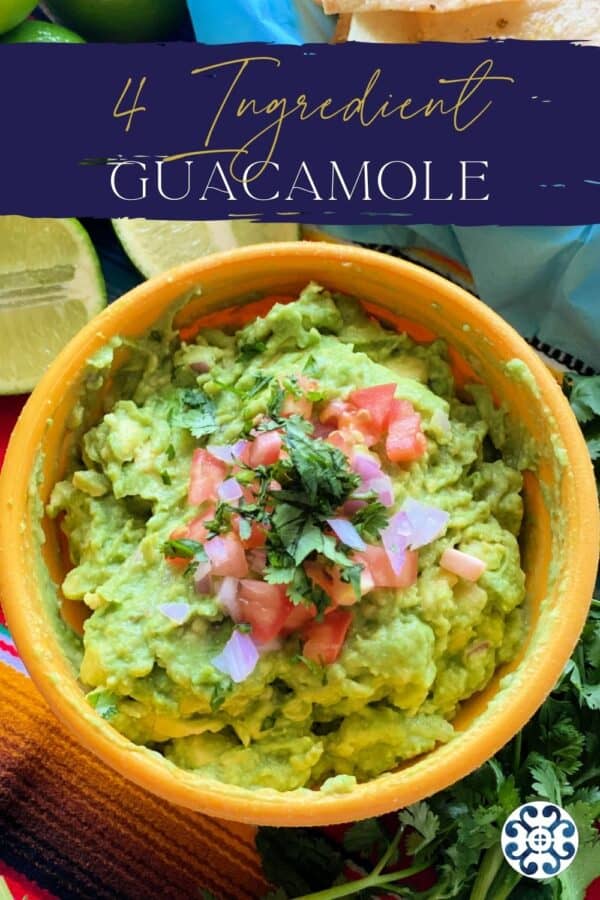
[113, 219, 300, 280]
[0, 217, 106, 394]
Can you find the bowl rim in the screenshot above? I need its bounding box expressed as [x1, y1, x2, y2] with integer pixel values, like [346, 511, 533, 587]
[1, 240, 598, 826]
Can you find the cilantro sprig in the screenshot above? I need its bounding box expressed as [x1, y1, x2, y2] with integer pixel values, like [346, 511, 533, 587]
[175, 388, 217, 439]
[206, 384, 383, 614]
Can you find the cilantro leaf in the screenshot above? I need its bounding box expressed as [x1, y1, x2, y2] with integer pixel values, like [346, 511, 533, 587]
[88, 689, 119, 721]
[255, 828, 344, 898]
[176, 388, 217, 439]
[343, 818, 387, 857]
[294, 523, 325, 565]
[529, 755, 566, 804]
[267, 382, 285, 418]
[302, 354, 319, 377]
[398, 802, 440, 855]
[161, 538, 208, 562]
[352, 499, 390, 543]
[565, 374, 600, 425]
[247, 373, 273, 398]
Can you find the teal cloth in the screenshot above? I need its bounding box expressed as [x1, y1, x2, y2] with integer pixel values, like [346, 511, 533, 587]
[182, 0, 599, 370]
[188, 0, 334, 44]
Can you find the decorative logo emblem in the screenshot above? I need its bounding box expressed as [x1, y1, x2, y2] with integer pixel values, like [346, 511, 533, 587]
[501, 802, 579, 879]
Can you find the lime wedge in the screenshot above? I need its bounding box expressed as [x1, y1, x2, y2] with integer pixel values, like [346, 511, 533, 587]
[0, 217, 106, 395]
[113, 219, 300, 279]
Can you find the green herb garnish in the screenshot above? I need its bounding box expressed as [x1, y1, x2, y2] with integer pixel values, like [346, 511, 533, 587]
[161, 538, 208, 562]
[175, 388, 217, 439]
[352, 498, 389, 543]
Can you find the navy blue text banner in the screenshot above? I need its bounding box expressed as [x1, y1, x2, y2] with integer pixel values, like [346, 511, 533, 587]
[1, 40, 599, 224]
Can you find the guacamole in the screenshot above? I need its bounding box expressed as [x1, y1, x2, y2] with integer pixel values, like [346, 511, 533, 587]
[48, 285, 526, 792]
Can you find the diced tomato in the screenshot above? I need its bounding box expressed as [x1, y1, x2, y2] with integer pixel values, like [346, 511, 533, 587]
[205, 533, 249, 578]
[248, 430, 283, 467]
[187, 509, 214, 543]
[165, 507, 215, 566]
[320, 399, 348, 426]
[302, 609, 352, 665]
[354, 545, 418, 590]
[280, 375, 318, 419]
[321, 399, 379, 446]
[238, 581, 293, 643]
[189, 449, 228, 505]
[305, 561, 357, 608]
[282, 394, 313, 419]
[233, 516, 267, 550]
[281, 602, 317, 636]
[385, 399, 427, 463]
[327, 430, 354, 458]
[349, 384, 396, 432]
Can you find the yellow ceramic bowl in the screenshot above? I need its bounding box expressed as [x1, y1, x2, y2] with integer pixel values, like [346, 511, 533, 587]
[1, 242, 598, 826]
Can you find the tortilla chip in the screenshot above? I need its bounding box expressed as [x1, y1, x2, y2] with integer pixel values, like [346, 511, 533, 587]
[334, 13, 353, 41]
[323, 0, 520, 14]
[345, 0, 600, 42]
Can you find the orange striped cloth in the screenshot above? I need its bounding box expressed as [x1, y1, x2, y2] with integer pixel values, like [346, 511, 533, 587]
[0, 657, 268, 899]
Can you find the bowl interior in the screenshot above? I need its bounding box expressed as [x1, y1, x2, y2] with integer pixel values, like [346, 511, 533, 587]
[3, 243, 596, 826]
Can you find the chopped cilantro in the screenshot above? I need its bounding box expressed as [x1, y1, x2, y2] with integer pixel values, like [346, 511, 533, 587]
[166, 443, 176, 461]
[352, 498, 389, 543]
[88, 689, 119, 721]
[210, 678, 233, 712]
[161, 538, 208, 562]
[247, 373, 273, 398]
[176, 388, 217, 440]
[302, 354, 319, 377]
[267, 382, 285, 418]
[160, 470, 172, 485]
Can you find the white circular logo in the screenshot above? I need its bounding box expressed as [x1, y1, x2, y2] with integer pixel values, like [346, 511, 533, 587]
[501, 802, 579, 879]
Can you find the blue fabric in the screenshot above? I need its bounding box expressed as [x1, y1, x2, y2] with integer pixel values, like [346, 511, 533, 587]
[188, 0, 334, 44]
[324, 225, 600, 369]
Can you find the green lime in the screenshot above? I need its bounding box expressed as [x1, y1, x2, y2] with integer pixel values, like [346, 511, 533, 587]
[0, 217, 107, 394]
[40, 0, 187, 42]
[0, 20, 85, 42]
[0, 1, 36, 35]
[113, 219, 301, 280]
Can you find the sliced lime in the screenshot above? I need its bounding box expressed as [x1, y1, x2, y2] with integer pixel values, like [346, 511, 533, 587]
[0, 217, 106, 395]
[113, 219, 300, 279]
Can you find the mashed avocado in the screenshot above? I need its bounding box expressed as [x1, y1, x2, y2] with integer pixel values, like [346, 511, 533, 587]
[48, 285, 526, 792]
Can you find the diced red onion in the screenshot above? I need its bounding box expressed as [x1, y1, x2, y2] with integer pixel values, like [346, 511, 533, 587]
[342, 499, 366, 516]
[248, 549, 267, 574]
[368, 475, 394, 507]
[327, 518, 366, 551]
[212, 630, 259, 683]
[207, 441, 248, 464]
[402, 498, 449, 549]
[217, 576, 241, 619]
[218, 478, 243, 503]
[207, 444, 236, 463]
[382, 511, 412, 575]
[351, 452, 382, 481]
[193, 560, 213, 595]
[159, 602, 191, 625]
[205, 536, 227, 567]
[190, 360, 210, 374]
